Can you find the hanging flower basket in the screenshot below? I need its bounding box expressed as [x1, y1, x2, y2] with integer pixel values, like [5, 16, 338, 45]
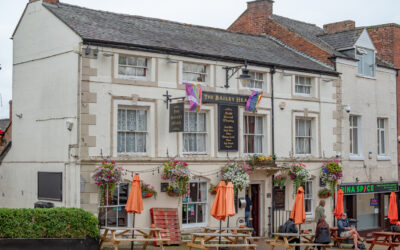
[288, 162, 310, 190]
[92, 161, 123, 205]
[208, 183, 218, 195]
[318, 188, 332, 199]
[320, 160, 343, 193]
[141, 181, 157, 199]
[222, 161, 251, 191]
[161, 159, 191, 200]
[273, 174, 287, 188]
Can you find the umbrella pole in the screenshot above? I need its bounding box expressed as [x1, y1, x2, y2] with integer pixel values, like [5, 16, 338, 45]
[227, 217, 230, 228]
[219, 220, 222, 244]
[131, 214, 135, 250]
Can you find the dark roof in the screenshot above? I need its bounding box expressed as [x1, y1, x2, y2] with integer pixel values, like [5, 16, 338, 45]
[43, 2, 336, 75]
[270, 15, 342, 56]
[0, 119, 10, 131]
[376, 57, 397, 70]
[318, 29, 363, 50]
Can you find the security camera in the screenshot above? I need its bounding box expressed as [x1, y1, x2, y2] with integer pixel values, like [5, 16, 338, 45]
[342, 104, 351, 113]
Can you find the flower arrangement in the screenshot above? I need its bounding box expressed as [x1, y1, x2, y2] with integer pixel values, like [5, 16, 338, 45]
[321, 160, 343, 192]
[161, 159, 191, 199]
[288, 163, 310, 189]
[318, 188, 332, 199]
[92, 161, 123, 204]
[141, 181, 157, 199]
[222, 162, 250, 191]
[208, 183, 218, 195]
[166, 185, 180, 196]
[273, 174, 287, 187]
[248, 154, 275, 166]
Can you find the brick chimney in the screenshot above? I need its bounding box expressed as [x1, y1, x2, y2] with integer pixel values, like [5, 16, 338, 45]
[323, 20, 356, 34]
[247, 0, 274, 18]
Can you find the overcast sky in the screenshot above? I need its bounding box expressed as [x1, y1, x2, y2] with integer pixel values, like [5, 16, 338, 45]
[0, 0, 399, 118]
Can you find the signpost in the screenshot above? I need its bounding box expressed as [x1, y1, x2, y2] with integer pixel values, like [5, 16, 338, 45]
[218, 104, 238, 151]
[338, 182, 398, 195]
[169, 103, 184, 132]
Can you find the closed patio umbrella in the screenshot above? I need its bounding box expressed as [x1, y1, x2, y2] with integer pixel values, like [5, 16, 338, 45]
[290, 186, 306, 225]
[125, 174, 144, 250]
[210, 181, 227, 243]
[334, 189, 344, 219]
[225, 182, 236, 228]
[388, 192, 398, 224]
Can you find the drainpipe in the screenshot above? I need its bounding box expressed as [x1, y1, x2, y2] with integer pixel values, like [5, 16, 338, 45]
[270, 67, 276, 156]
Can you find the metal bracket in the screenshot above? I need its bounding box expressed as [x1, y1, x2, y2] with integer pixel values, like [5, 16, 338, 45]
[163, 90, 185, 109]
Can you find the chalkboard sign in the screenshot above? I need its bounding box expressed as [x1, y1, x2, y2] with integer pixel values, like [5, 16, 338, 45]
[218, 104, 238, 151]
[38, 172, 62, 201]
[169, 103, 184, 132]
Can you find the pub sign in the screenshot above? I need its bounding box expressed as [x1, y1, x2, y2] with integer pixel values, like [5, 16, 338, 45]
[169, 103, 184, 132]
[218, 104, 238, 151]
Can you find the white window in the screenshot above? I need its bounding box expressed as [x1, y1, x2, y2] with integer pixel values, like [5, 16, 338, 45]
[349, 115, 361, 155]
[117, 109, 147, 153]
[377, 118, 386, 155]
[182, 180, 208, 227]
[295, 76, 312, 96]
[183, 112, 207, 154]
[304, 179, 313, 215]
[118, 55, 148, 78]
[356, 47, 375, 77]
[244, 115, 263, 154]
[295, 119, 312, 155]
[99, 183, 129, 227]
[183, 63, 207, 84]
[246, 72, 264, 90]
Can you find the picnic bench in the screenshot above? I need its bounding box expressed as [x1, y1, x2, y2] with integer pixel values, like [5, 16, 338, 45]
[368, 231, 400, 250]
[202, 227, 260, 243]
[330, 227, 347, 248]
[267, 232, 332, 250]
[186, 232, 257, 249]
[100, 227, 170, 250]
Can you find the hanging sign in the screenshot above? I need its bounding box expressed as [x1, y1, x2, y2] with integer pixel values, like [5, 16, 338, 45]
[203, 91, 249, 106]
[339, 182, 398, 195]
[169, 103, 184, 132]
[218, 104, 238, 151]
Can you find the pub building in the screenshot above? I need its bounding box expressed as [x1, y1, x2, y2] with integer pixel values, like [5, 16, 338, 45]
[1, 0, 397, 239]
[338, 182, 399, 233]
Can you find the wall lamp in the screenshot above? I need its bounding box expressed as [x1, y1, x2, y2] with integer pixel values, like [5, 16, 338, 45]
[85, 46, 91, 57]
[223, 60, 251, 88]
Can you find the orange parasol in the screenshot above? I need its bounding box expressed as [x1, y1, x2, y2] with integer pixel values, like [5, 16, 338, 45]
[226, 182, 236, 217]
[210, 181, 227, 221]
[290, 186, 306, 225]
[125, 174, 144, 214]
[334, 189, 344, 219]
[388, 192, 398, 224]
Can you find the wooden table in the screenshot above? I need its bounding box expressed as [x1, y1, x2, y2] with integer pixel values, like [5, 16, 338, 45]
[186, 232, 257, 249]
[368, 231, 400, 250]
[330, 227, 347, 248]
[268, 233, 318, 250]
[203, 227, 253, 234]
[100, 227, 170, 250]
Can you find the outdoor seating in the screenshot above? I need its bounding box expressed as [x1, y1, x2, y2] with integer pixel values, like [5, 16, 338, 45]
[267, 232, 330, 250]
[186, 232, 257, 250]
[368, 231, 400, 249]
[330, 227, 347, 248]
[99, 227, 170, 250]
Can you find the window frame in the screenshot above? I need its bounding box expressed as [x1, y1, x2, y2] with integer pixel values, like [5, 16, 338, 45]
[244, 71, 264, 90]
[295, 118, 312, 156]
[303, 179, 314, 217]
[243, 115, 264, 154]
[183, 112, 208, 155]
[182, 178, 208, 228]
[117, 55, 149, 80]
[377, 118, 386, 156]
[294, 76, 313, 97]
[349, 115, 362, 159]
[356, 47, 375, 78]
[182, 62, 208, 85]
[117, 107, 149, 155]
[98, 183, 130, 228]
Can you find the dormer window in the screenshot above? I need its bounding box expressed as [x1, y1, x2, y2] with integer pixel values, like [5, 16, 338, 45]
[356, 47, 375, 77]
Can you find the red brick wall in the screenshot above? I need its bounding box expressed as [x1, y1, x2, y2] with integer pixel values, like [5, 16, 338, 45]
[323, 20, 355, 34]
[368, 25, 400, 180]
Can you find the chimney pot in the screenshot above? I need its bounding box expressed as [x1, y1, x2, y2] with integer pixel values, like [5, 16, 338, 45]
[323, 20, 356, 34]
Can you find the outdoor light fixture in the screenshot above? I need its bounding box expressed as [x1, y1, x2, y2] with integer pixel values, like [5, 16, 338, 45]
[85, 46, 91, 57]
[223, 60, 251, 88]
[93, 48, 99, 58]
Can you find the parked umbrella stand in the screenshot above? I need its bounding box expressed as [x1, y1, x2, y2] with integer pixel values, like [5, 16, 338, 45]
[125, 174, 144, 250]
[210, 181, 227, 244]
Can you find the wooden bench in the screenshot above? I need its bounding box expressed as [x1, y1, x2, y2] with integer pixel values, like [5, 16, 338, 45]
[202, 243, 258, 249]
[290, 243, 333, 249]
[330, 227, 347, 248]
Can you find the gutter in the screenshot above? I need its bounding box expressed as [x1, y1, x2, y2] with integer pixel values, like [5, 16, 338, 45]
[83, 39, 339, 77]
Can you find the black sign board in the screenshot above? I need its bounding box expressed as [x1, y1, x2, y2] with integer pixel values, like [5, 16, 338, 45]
[339, 182, 398, 195]
[169, 103, 184, 132]
[218, 104, 238, 151]
[203, 91, 249, 106]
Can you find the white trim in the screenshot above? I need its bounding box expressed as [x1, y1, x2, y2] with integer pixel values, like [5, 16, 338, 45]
[377, 155, 391, 161]
[349, 155, 364, 161]
[335, 58, 358, 67]
[376, 66, 397, 75]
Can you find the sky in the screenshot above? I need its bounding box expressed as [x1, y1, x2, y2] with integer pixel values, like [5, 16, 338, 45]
[0, 0, 399, 119]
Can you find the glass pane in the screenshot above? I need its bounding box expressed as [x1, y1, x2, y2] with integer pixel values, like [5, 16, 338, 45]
[117, 207, 128, 227]
[117, 132, 126, 153]
[255, 136, 262, 153]
[138, 110, 147, 132]
[99, 207, 106, 227]
[182, 204, 188, 224]
[127, 56, 137, 66]
[305, 120, 311, 136]
[183, 134, 189, 152]
[126, 110, 136, 131]
[106, 207, 117, 227]
[256, 117, 263, 134]
[184, 112, 189, 131]
[357, 193, 379, 230]
[244, 116, 248, 134]
[247, 135, 255, 153]
[199, 183, 207, 202]
[126, 133, 135, 152]
[118, 66, 126, 75]
[119, 183, 129, 205]
[188, 204, 196, 223]
[136, 57, 147, 67]
[189, 134, 197, 152]
[244, 135, 249, 153]
[197, 134, 206, 153]
[190, 183, 199, 202]
[197, 204, 205, 223]
[248, 116, 255, 134]
[136, 133, 146, 152]
[353, 127, 358, 154]
[198, 113, 206, 132]
[119, 56, 127, 65]
[118, 109, 126, 131]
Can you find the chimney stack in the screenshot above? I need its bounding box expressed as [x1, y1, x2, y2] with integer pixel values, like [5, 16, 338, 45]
[323, 20, 355, 34]
[247, 0, 274, 18]
[29, 0, 59, 4]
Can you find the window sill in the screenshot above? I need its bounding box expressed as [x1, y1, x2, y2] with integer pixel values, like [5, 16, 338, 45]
[349, 155, 364, 161]
[356, 74, 376, 80]
[117, 75, 149, 81]
[377, 155, 391, 161]
[294, 154, 313, 158]
[183, 80, 208, 86]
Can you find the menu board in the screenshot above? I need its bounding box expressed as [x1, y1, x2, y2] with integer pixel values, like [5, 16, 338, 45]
[169, 103, 184, 132]
[218, 104, 238, 151]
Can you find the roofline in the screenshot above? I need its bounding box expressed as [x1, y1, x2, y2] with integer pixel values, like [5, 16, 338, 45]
[364, 23, 400, 29]
[83, 39, 339, 77]
[11, 3, 29, 39]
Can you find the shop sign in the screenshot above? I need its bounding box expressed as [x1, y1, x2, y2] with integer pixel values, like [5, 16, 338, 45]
[339, 182, 398, 195]
[218, 104, 238, 151]
[370, 198, 379, 206]
[169, 103, 184, 132]
[203, 91, 249, 106]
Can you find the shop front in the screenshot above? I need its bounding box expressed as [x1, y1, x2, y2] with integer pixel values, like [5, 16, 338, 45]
[339, 182, 398, 234]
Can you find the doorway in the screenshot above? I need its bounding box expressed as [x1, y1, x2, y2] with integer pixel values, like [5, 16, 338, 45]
[250, 184, 261, 236]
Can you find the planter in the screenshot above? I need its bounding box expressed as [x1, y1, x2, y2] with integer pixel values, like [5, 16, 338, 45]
[167, 192, 179, 197]
[0, 238, 99, 250]
[143, 192, 153, 198]
[318, 193, 331, 199]
[209, 190, 217, 195]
